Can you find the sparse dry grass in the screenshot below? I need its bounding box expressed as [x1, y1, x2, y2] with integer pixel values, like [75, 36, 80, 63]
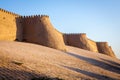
[0, 41, 120, 80]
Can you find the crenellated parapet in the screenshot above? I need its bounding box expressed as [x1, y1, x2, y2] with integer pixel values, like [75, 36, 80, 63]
[0, 8, 19, 16]
[16, 15, 49, 19]
[63, 33, 86, 36]
[16, 15, 49, 26]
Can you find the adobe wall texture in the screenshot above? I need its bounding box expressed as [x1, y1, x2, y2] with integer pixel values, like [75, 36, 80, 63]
[109, 46, 116, 57]
[63, 33, 98, 52]
[16, 15, 66, 51]
[96, 42, 116, 58]
[63, 33, 88, 49]
[0, 8, 19, 41]
[88, 39, 98, 52]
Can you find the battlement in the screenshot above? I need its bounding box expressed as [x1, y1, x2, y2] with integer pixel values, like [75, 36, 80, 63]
[0, 8, 19, 16]
[63, 33, 86, 36]
[17, 15, 49, 19]
[96, 42, 108, 45]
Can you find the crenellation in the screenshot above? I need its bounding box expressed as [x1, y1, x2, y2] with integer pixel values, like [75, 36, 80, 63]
[23, 16, 26, 18]
[64, 33, 85, 36]
[17, 16, 23, 19]
[28, 16, 31, 18]
[16, 15, 49, 20]
[33, 15, 36, 18]
[0, 8, 19, 16]
[0, 8, 116, 57]
[25, 16, 29, 18]
[96, 41, 107, 43]
[41, 15, 49, 18]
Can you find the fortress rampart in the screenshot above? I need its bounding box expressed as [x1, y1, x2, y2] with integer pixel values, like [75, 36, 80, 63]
[0, 8, 19, 41]
[64, 33, 92, 51]
[16, 15, 66, 51]
[87, 39, 98, 52]
[63, 33, 98, 52]
[96, 42, 116, 57]
[63, 33, 116, 57]
[0, 8, 116, 57]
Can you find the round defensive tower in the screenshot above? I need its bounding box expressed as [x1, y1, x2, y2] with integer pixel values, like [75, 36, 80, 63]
[96, 42, 116, 57]
[63, 33, 96, 52]
[16, 15, 66, 51]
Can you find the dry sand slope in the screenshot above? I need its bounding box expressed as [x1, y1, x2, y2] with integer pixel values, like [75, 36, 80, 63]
[0, 41, 120, 80]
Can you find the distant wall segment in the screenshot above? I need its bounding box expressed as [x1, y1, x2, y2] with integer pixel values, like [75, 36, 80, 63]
[63, 33, 98, 52]
[63, 33, 116, 57]
[96, 42, 116, 57]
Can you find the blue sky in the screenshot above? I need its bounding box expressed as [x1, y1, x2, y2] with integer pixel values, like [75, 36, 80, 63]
[0, 0, 120, 58]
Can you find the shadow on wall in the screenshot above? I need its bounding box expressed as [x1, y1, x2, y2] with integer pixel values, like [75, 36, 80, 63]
[62, 65, 117, 80]
[0, 67, 62, 80]
[65, 52, 120, 74]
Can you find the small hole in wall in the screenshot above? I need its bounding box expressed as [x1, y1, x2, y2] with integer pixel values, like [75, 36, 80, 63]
[3, 17, 5, 19]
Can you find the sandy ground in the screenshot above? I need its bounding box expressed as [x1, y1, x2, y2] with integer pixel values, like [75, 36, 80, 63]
[0, 41, 120, 80]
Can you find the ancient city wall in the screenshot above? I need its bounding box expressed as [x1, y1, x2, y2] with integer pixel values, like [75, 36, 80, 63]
[109, 46, 116, 57]
[0, 8, 19, 40]
[96, 42, 116, 57]
[63, 33, 116, 57]
[0, 8, 116, 57]
[63, 33, 98, 52]
[88, 39, 98, 52]
[63, 33, 84, 48]
[16, 15, 66, 51]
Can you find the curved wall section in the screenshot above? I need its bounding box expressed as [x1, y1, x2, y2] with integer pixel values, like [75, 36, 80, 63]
[16, 15, 66, 51]
[63, 33, 98, 52]
[96, 42, 116, 57]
